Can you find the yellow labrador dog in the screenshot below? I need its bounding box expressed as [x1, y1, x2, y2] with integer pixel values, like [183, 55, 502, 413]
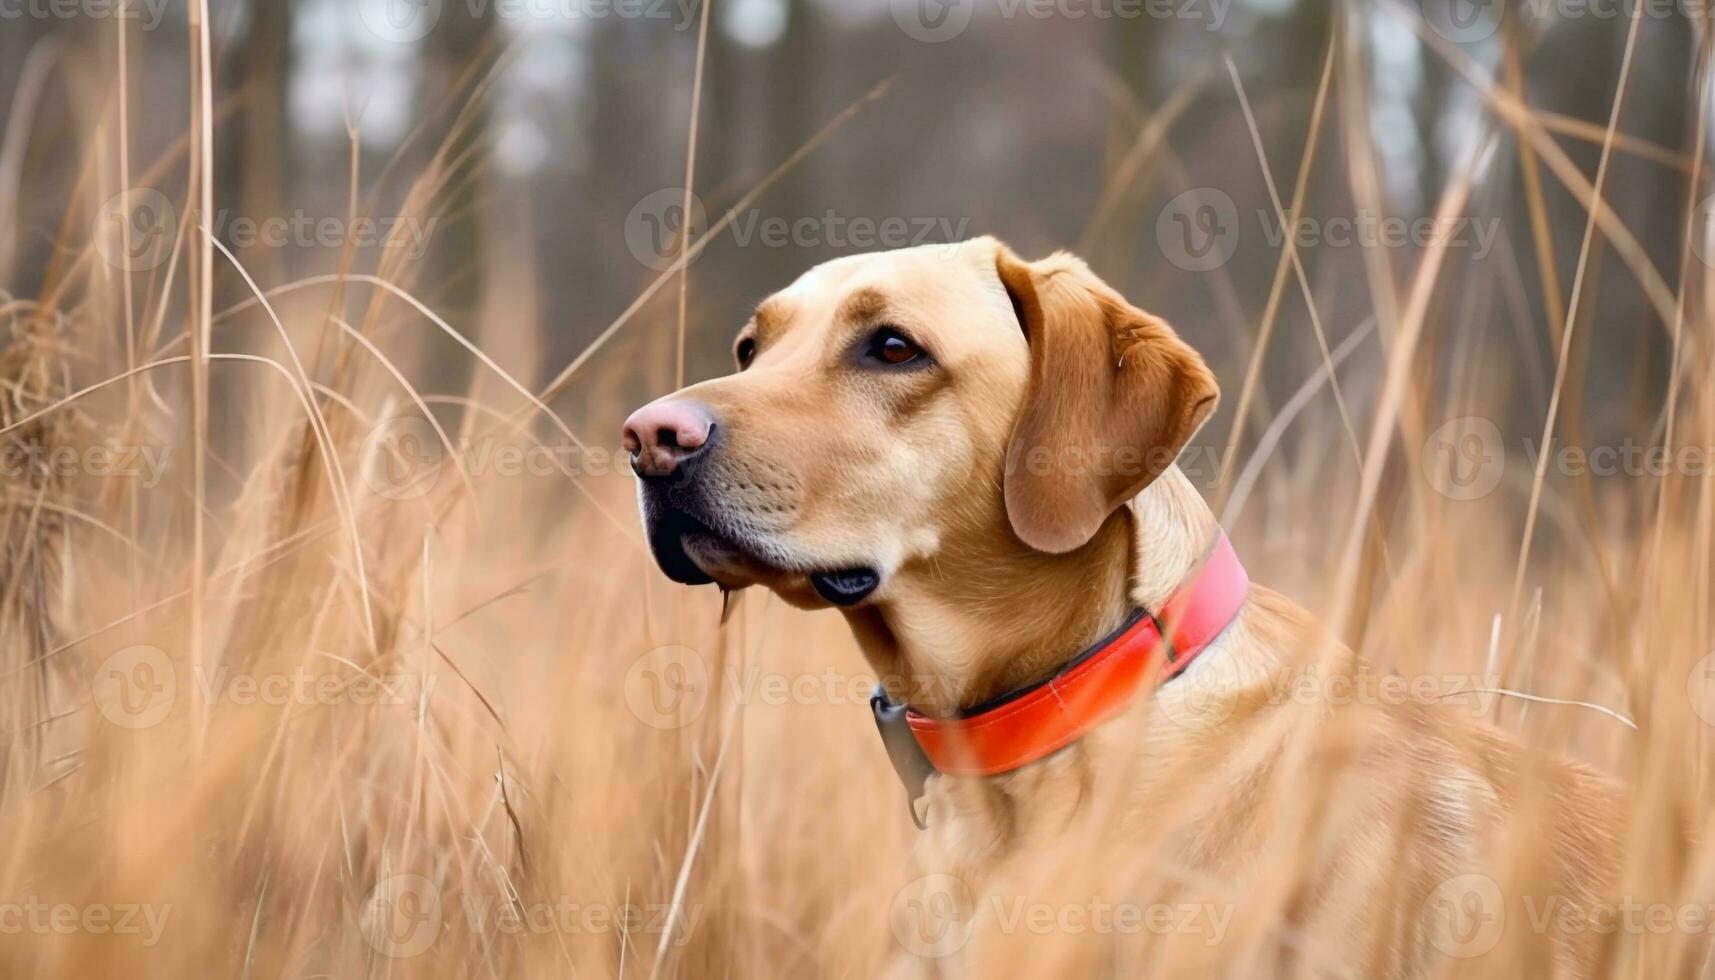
[624, 238, 1624, 977]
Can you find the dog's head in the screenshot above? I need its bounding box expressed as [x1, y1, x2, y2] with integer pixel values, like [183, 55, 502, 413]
[623, 237, 1218, 611]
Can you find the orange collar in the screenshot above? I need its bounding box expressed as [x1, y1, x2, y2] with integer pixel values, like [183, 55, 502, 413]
[870, 533, 1249, 827]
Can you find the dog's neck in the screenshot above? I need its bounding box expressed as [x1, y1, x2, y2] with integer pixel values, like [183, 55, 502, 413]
[844, 466, 1219, 716]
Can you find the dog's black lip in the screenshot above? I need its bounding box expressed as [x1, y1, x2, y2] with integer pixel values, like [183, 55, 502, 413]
[647, 509, 718, 586]
[809, 568, 880, 607]
[641, 481, 882, 602]
[649, 510, 883, 606]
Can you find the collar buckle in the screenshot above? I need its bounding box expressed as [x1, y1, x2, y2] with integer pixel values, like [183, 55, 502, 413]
[1150, 610, 1180, 668]
[870, 685, 933, 829]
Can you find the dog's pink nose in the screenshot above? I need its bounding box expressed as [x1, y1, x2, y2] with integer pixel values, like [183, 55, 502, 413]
[622, 399, 716, 478]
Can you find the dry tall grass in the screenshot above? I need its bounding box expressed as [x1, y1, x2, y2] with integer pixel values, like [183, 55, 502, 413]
[0, 8, 1712, 979]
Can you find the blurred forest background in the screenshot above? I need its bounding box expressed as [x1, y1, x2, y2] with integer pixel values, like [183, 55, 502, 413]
[1, 0, 1702, 465]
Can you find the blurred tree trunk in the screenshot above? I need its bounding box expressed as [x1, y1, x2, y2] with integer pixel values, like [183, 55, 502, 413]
[219, 0, 291, 296]
[558, 17, 647, 377]
[764, 0, 817, 228]
[1095, 13, 1159, 269]
[418, 2, 498, 397]
[0, 15, 53, 288]
[734, 0, 818, 306]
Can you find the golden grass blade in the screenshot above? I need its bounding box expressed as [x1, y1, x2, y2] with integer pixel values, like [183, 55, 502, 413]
[1077, 70, 1208, 255]
[1503, 23, 1623, 604]
[1337, 5, 1402, 351]
[1646, 35, 1712, 591]
[1223, 50, 1401, 592]
[238, 273, 644, 545]
[1537, 108, 1695, 173]
[1438, 686, 1637, 730]
[153, 272, 640, 544]
[1223, 317, 1375, 524]
[1213, 38, 1340, 509]
[0, 355, 197, 440]
[676, 0, 713, 391]
[1328, 134, 1488, 647]
[205, 234, 380, 651]
[648, 723, 734, 980]
[1379, 0, 1682, 336]
[188, 0, 216, 748]
[1505, 8, 1644, 630]
[324, 316, 480, 513]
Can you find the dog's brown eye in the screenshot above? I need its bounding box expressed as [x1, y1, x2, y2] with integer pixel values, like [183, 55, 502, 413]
[735, 337, 757, 370]
[867, 328, 924, 367]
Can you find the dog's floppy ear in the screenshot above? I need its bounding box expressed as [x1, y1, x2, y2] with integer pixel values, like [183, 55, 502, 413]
[996, 244, 1219, 554]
